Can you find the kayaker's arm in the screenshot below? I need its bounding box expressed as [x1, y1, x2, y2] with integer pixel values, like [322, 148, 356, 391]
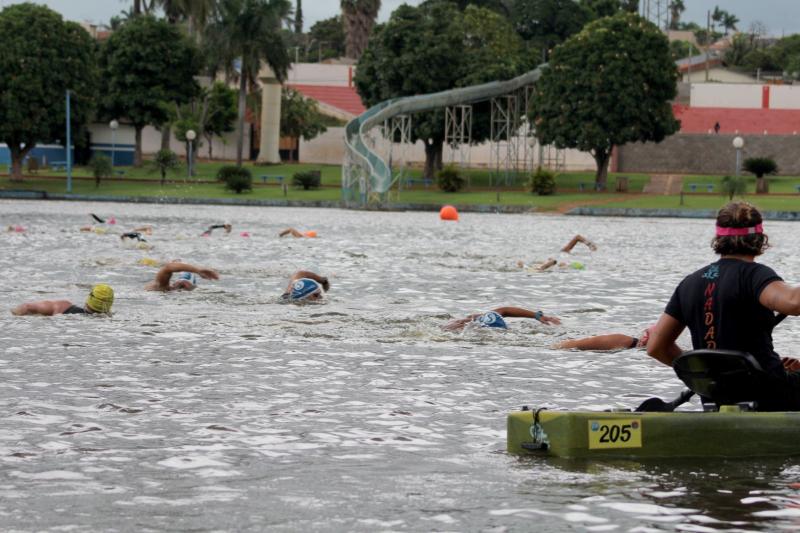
[759, 280, 800, 316]
[646, 313, 684, 366]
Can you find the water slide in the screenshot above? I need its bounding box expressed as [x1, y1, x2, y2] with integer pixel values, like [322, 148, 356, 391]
[343, 66, 544, 197]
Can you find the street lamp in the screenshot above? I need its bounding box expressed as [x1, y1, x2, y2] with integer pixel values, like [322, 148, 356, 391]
[733, 136, 744, 176]
[186, 129, 196, 178]
[109, 119, 119, 168]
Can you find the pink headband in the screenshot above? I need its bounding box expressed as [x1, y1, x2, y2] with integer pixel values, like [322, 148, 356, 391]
[715, 223, 763, 236]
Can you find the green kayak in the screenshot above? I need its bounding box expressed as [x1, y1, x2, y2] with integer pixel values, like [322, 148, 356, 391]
[508, 349, 800, 459]
[507, 406, 800, 459]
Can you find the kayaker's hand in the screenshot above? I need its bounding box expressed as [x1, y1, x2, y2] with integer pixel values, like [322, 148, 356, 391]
[782, 357, 800, 372]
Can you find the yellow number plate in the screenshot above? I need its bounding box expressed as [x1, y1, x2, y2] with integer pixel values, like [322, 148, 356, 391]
[588, 419, 642, 449]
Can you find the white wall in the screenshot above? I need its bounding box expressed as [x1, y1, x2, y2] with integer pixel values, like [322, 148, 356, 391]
[769, 85, 800, 109]
[690, 83, 764, 108]
[88, 123, 250, 161]
[682, 68, 756, 84]
[299, 126, 596, 171]
[287, 63, 353, 87]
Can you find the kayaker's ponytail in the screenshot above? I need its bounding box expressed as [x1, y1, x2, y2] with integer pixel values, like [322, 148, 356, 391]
[712, 201, 769, 256]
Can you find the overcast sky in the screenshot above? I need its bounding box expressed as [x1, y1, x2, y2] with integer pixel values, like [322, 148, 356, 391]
[4, 0, 799, 36]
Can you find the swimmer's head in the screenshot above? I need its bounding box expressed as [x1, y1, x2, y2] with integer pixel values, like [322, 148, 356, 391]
[288, 278, 323, 302]
[172, 271, 198, 291]
[86, 284, 114, 314]
[637, 325, 657, 347]
[303, 230, 317, 238]
[474, 311, 508, 329]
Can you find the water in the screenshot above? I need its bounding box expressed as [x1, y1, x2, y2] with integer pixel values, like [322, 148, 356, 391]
[2, 200, 800, 531]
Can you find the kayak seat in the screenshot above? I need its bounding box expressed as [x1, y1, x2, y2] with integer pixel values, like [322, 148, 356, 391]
[673, 349, 768, 408]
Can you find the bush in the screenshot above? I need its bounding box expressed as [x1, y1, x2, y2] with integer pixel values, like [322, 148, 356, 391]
[150, 149, 181, 186]
[720, 175, 748, 200]
[530, 167, 557, 195]
[743, 157, 778, 177]
[89, 153, 113, 188]
[436, 164, 465, 193]
[217, 166, 252, 193]
[292, 170, 321, 190]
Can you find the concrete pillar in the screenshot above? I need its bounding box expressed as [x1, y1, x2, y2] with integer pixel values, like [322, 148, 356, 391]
[257, 72, 282, 164]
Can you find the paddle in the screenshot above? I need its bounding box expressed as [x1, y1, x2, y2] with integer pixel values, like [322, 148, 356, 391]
[635, 388, 695, 412]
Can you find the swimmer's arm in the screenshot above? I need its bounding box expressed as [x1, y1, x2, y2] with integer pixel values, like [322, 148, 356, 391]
[279, 228, 303, 238]
[760, 280, 800, 315]
[290, 271, 330, 291]
[646, 313, 684, 367]
[11, 300, 68, 316]
[536, 259, 557, 272]
[493, 307, 561, 325]
[443, 315, 480, 331]
[554, 334, 635, 351]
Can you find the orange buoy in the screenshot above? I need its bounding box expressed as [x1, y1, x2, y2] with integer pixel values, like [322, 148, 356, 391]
[303, 230, 318, 238]
[439, 205, 459, 221]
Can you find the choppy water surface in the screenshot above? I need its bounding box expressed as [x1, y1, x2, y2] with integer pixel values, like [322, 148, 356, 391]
[2, 200, 800, 531]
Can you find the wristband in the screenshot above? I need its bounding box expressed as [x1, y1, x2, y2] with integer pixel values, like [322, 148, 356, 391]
[534, 310, 543, 321]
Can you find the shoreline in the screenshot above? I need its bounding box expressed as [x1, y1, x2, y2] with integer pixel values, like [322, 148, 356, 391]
[4, 190, 800, 220]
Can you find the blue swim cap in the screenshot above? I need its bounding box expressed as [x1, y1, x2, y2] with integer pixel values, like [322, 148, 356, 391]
[289, 278, 322, 301]
[176, 272, 198, 286]
[474, 311, 507, 329]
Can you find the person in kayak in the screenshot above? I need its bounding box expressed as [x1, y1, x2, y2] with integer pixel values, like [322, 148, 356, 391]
[647, 202, 800, 408]
[554, 325, 655, 350]
[11, 284, 114, 316]
[281, 271, 330, 302]
[445, 307, 561, 331]
[145, 261, 219, 291]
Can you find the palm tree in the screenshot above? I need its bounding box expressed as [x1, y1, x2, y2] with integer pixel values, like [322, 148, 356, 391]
[668, 0, 684, 30]
[155, 0, 216, 37]
[722, 12, 739, 35]
[341, 0, 380, 60]
[205, 0, 291, 166]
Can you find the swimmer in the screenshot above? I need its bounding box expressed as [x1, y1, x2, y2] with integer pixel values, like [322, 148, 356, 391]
[282, 270, 330, 302]
[553, 325, 655, 351]
[444, 306, 561, 331]
[11, 284, 114, 316]
[121, 232, 147, 242]
[279, 228, 317, 238]
[145, 261, 219, 291]
[7, 225, 25, 233]
[518, 234, 596, 272]
[202, 223, 232, 236]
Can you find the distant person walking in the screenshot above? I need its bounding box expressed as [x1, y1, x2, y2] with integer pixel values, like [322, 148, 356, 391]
[714, 121, 721, 134]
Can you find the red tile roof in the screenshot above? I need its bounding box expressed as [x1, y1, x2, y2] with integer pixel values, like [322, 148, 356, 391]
[288, 84, 366, 116]
[673, 104, 800, 135]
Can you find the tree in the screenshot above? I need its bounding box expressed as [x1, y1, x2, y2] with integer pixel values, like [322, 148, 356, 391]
[355, 3, 528, 179]
[100, 16, 200, 167]
[295, 0, 303, 33]
[0, 4, 98, 181]
[580, 0, 634, 19]
[668, 0, 685, 30]
[722, 12, 739, 35]
[204, 82, 238, 159]
[341, 0, 381, 60]
[154, 0, 216, 37]
[744, 157, 778, 194]
[530, 13, 679, 186]
[204, 0, 291, 167]
[307, 16, 346, 61]
[149, 149, 181, 186]
[725, 34, 753, 66]
[513, 0, 590, 61]
[280, 88, 328, 143]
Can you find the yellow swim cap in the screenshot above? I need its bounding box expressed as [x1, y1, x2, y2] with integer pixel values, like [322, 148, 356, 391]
[86, 284, 114, 314]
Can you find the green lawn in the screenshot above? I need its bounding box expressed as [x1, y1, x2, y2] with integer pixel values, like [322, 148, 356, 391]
[6, 162, 800, 212]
